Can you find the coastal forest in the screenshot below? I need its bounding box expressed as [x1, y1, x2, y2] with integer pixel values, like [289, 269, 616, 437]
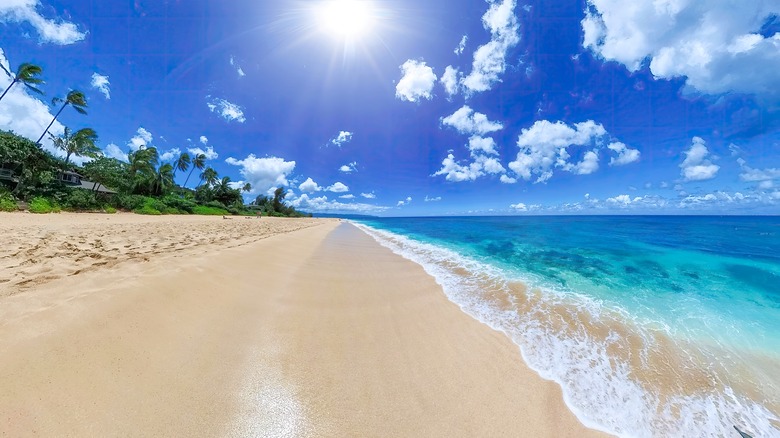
[0, 63, 309, 217]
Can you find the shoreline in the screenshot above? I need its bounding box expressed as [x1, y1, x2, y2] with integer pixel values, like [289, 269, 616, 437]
[0, 215, 608, 436]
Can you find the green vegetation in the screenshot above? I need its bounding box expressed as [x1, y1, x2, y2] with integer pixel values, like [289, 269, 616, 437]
[0, 61, 310, 217]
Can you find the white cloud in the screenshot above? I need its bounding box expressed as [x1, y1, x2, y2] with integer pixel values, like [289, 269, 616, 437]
[425, 196, 442, 202]
[104, 143, 127, 161]
[361, 192, 376, 199]
[230, 56, 246, 77]
[468, 136, 498, 156]
[289, 194, 389, 214]
[737, 158, 780, 187]
[461, 0, 521, 95]
[329, 131, 353, 148]
[200, 135, 208, 145]
[397, 196, 413, 207]
[500, 175, 517, 184]
[607, 141, 641, 166]
[0, 0, 86, 45]
[159, 147, 181, 162]
[187, 146, 218, 160]
[327, 182, 349, 193]
[395, 59, 437, 102]
[455, 35, 468, 55]
[225, 155, 296, 195]
[441, 106, 503, 136]
[680, 137, 720, 181]
[298, 177, 322, 193]
[507, 120, 617, 183]
[339, 194, 355, 199]
[339, 161, 358, 173]
[433, 153, 506, 182]
[441, 66, 461, 97]
[0, 48, 65, 157]
[582, 0, 780, 98]
[510, 202, 527, 211]
[207, 96, 246, 123]
[90, 73, 110, 99]
[128, 127, 153, 151]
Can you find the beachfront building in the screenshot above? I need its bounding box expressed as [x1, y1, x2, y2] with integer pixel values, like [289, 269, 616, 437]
[57, 170, 116, 195]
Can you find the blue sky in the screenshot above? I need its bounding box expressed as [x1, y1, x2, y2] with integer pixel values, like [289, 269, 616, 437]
[1, 0, 779, 215]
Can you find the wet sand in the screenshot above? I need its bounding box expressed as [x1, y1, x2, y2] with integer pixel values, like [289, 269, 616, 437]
[0, 213, 608, 437]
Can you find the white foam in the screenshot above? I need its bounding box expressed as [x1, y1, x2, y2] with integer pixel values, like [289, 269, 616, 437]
[352, 222, 780, 438]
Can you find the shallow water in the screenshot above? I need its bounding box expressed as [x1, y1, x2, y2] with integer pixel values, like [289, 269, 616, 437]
[352, 216, 780, 437]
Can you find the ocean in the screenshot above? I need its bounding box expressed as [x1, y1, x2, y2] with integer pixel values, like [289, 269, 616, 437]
[351, 216, 780, 437]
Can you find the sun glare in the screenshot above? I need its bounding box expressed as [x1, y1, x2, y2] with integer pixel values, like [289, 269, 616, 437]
[316, 0, 375, 39]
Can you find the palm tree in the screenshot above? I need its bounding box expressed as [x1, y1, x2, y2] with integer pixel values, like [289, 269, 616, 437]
[242, 183, 252, 193]
[172, 152, 191, 182]
[36, 90, 88, 144]
[49, 127, 99, 166]
[183, 153, 206, 188]
[0, 62, 44, 103]
[128, 146, 159, 193]
[199, 167, 218, 188]
[152, 163, 174, 196]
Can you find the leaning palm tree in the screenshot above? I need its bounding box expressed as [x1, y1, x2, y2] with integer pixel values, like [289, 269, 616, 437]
[49, 127, 99, 166]
[183, 153, 206, 188]
[172, 152, 191, 181]
[152, 163, 174, 196]
[36, 90, 88, 144]
[242, 183, 252, 193]
[199, 167, 218, 188]
[0, 62, 44, 103]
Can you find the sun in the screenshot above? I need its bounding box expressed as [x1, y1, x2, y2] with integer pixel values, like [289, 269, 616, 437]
[316, 0, 375, 39]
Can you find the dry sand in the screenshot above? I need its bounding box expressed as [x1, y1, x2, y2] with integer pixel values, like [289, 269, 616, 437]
[0, 213, 609, 437]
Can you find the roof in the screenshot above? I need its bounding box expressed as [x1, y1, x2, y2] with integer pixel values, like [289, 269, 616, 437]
[76, 179, 117, 194]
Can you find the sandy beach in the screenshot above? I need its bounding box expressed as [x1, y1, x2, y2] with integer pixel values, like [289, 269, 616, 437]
[0, 213, 608, 437]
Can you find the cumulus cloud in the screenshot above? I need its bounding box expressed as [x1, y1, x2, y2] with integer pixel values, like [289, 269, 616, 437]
[207, 96, 246, 123]
[200, 136, 208, 145]
[0, 0, 86, 45]
[104, 143, 127, 161]
[187, 145, 218, 160]
[298, 177, 322, 193]
[461, 0, 521, 95]
[582, 0, 780, 98]
[329, 131, 353, 148]
[339, 194, 355, 199]
[225, 155, 296, 194]
[361, 192, 376, 199]
[607, 141, 641, 166]
[159, 147, 181, 162]
[507, 120, 621, 183]
[339, 161, 358, 173]
[680, 137, 720, 181]
[510, 202, 528, 211]
[326, 182, 349, 193]
[433, 153, 506, 182]
[441, 106, 503, 136]
[440, 66, 461, 97]
[0, 48, 65, 156]
[128, 127, 153, 151]
[289, 194, 389, 214]
[90, 73, 110, 99]
[737, 158, 780, 188]
[468, 136, 498, 156]
[395, 59, 437, 102]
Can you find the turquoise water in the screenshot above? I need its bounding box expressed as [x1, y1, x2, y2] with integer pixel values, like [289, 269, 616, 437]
[352, 216, 780, 437]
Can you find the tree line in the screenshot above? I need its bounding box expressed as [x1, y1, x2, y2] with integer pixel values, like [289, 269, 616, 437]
[0, 60, 309, 217]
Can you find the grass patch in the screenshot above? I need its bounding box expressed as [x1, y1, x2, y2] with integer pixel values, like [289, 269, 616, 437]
[104, 206, 117, 214]
[0, 195, 16, 212]
[192, 205, 230, 215]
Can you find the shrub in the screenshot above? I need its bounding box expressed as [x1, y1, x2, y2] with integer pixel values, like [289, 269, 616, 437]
[104, 206, 117, 214]
[161, 195, 197, 214]
[62, 189, 100, 211]
[113, 194, 148, 211]
[29, 197, 55, 214]
[192, 205, 229, 215]
[0, 190, 17, 212]
[134, 198, 166, 215]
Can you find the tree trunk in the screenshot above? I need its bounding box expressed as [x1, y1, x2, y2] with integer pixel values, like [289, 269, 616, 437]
[0, 80, 17, 103]
[183, 167, 195, 188]
[36, 103, 68, 144]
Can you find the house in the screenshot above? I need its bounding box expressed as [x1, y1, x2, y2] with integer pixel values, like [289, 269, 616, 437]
[0, 163, 19, 184]
[58, 171, 117, 195]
